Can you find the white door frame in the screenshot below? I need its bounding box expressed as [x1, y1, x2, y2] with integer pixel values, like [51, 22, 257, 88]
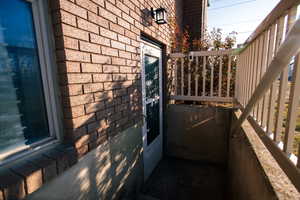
[140, 40, 163, 181]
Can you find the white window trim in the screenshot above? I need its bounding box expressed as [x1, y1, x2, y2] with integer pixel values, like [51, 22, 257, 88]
[0, 0, 63, 164]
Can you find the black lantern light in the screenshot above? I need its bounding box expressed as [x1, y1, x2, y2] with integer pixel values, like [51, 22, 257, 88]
[151, 7, 167, 24]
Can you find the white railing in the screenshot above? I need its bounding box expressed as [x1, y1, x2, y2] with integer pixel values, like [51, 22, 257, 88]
[234, 0, 300, 171]
[169, 50, 238, 103]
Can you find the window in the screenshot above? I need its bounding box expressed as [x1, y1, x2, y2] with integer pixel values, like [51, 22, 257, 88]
[0, 0, 60, 161]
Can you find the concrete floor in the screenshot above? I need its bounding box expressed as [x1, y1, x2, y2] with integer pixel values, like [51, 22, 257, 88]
[141, 157, 227, 200]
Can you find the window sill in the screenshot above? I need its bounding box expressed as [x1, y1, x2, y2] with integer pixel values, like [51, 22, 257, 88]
[0, 144, 78, 200]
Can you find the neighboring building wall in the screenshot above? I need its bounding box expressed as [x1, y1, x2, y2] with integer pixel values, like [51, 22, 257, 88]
[182, 0, 207, 41]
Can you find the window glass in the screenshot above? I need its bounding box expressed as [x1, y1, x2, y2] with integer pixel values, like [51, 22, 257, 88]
[0, 0, 50, 155]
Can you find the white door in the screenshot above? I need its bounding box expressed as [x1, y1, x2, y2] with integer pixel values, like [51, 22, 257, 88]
[141, 41, 163, 181]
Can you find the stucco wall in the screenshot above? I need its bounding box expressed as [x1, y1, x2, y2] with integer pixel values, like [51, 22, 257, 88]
[165, 104, 231, 165]
[26, 124, 143, 200]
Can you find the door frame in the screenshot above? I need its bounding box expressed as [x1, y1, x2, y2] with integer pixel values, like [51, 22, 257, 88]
[140, 39, 163, 181]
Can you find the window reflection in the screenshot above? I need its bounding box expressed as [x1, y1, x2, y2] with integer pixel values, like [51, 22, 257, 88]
[0, 0, 50, 154]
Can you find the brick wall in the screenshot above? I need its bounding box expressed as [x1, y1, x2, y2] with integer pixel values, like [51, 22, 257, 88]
[50, 0, 176, 158]
[182, 0, 206, 41]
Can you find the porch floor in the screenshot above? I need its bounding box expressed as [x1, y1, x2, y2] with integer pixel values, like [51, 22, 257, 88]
[140, 157, 227, 200]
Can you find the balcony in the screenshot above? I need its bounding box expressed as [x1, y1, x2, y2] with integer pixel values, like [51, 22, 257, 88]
[7, 0, 300, 200]
[147, 0, 300, 199]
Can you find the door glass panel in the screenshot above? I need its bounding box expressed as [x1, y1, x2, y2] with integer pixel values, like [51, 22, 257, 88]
[145, 55, 159, 101]
[144, 53, 160, 145]
[146, 101, 160, 145]
[0, 0, 50, 154]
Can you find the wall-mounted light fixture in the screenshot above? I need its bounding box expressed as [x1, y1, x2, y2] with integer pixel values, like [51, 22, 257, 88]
[151, 7, 167, 25]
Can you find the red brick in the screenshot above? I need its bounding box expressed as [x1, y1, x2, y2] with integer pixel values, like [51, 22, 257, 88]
[28, 156, 57, 183]
[92, 54, 111, 64]
[123, 0, 135, 10]
[98, 7, 117, 23]
[113, 74, 127, 81]
[131, 39, 140, 47]
[120, 66, 131, 73]
[111, 40, 125, 50]
[103, 65, 119, 73]
[90, 33, 111, 46]
[75, 134, 90, 149]
[77, 18, 99, 34]
[114, 88, 127, 97]
[65, 49, 91, 62]
[103, 82, 121, 90]
[88, 12, 109, 28]
[117, 17, 131, 29]
[130, 9, 140, 20]
[79, 41, 101, 53]
[58, 61, 81, 73]
[118, 34, 131, 44]
[0, 169, 25, 200]
[122, 12, 134, 24]
[67, 113, 95, 128]
[59, 10, 77, 26]
[85, 101, 105, 113]
[10, 162, 43, 194]
[76, 0, 98, 14]
[94, 90, 113, 101]
[101, 46, 118, 56]
[61, 84, 83, 96]
[127, 73, 139, 80]
[110, 23, 125, 35]
[125, 30, 136, 40]
[61, 36, 79, 50]
[77, 144, 89, 157]
[93, 74, 112, 82]
[84, 83, 104, 93]
[105, 2, 122, 16]
[119, 50, 131, 59]
[127, 60, 138, 67]
[68, 94, 94, 106]
[100, 27, 117, 40]
[112, 57, 126, 65]
[125, 44, 137, 53]
[64, 105, 85, 118]
[91, 0, 104, 7]
[59, 0, 87, 19]
[116, 1, 130, 14]
[81, 63, 103, 73]
[61, 24, 89, 41]
[67, 74, 92, 84]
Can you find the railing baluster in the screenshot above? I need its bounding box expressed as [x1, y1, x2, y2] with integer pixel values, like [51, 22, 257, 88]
[247, 44, 254, 105]
[235, 55, 240, 101]
[267, 17, 285, 136]
[256, 33, 267, 122]
[174, 58, 178, 95]
[181, 57, 184, 95]
[283, 54, 300, 154]
[297, 144, 300, 168]
[262, 25, 275, 128]
[218, 56, 223, 97]
[203, 56, 206, 96]
[274, 9, 296, 142]
[210, 57, 214, 96]
[226, 56, 232, 97]
[253, 39, 261, 117]
[195, 56, 199, 96]
[188, 58, 191, 96]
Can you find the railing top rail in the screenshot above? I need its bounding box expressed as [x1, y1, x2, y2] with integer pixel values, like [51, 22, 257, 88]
[169, 49, 238, 58]
[245, 0, 300, 45]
